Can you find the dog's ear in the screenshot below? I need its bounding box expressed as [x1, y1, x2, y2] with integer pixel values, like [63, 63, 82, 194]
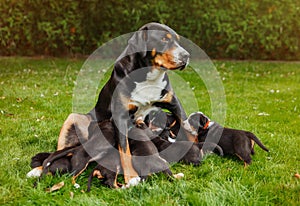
[128, 27, 148, 57]
[199, 115, 209, 128]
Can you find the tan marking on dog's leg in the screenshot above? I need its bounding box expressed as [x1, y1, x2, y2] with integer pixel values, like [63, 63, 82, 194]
[113, 167, 121, 188]
[151, 48, 156, 57]
[250, 139, 255, 149]
[57, 113, 91, 150]
[75, 114, 92, 141]
[93, 170, 104, 179]
[118, 142, 138, 184]
[244, 162, 249, 168]
[235, 153, 243, 161]
[57, 121, 72, 150]
[71, 162, 90, 185]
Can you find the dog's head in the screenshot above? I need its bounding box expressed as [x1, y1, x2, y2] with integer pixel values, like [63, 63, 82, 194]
[145, 109, 178, 141]
[183, 112, 211, 135]
[127, 22, 190, 71]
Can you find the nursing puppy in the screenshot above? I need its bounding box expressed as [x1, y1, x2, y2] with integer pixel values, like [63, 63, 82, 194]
[183, 112, 269, 166]
[29, 152, 71, 177]
[29, 120, 119, 186]
[145, 109, 179, 142]
[87, 150, 122, 190]
[128, 126, 173, 180]
[146, 110, 223, 158]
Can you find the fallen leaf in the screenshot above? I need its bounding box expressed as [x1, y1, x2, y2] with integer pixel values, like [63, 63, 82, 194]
[46, 181, 64, 192]
[70, 191, 74, 199]
[294, 173, 300, 179]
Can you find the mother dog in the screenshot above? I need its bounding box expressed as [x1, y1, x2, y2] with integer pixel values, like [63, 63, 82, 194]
[42, 23, 199, 184]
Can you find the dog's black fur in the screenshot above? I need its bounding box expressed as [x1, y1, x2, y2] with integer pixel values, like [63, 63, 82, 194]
[29, 23, 199, 185]
[86, 22, 199, 181]
[183, 112, 269, 166]
[145, 109, 179, 141]
[128, 126, 173, 179]
[87, 163, 121, 191]
[33, 120, 119, 186]
[30, 152, 72, 175]
[146, 109, 223, 158]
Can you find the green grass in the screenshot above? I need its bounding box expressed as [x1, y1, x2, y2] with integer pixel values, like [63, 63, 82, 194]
[0, 57, 299, 205]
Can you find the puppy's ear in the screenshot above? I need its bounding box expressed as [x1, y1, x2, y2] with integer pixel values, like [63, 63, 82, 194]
[128, 27, 148, 57]
[199, 115, 209, 128]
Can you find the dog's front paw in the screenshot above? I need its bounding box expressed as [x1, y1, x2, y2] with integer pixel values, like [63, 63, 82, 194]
[122, 176, 141, 189]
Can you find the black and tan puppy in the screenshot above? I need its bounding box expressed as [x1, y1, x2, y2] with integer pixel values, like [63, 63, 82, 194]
[146, 109, 223, 159]
[28, 120, 120, 186]
[128, 126, 173, 180]
[145, 109, 179, 142]
[183, 112, 269, 166]
[29, 152, 71, 176]
[87, 149, 122, 190]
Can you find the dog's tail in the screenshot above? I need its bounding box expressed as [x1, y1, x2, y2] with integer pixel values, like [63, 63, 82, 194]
[198, 142, 224, 156]
[87, 169, 97, 192]
[246, 132, 269, 152]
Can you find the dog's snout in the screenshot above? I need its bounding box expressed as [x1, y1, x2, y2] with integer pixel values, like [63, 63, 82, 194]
[181, 50, 190, 63]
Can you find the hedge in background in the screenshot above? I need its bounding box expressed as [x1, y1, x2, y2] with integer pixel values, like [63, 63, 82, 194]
[1, 0, 300, 60]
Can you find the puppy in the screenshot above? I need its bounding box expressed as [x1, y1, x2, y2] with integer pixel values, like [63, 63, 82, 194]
[183, 112, 269, 166]
[146, 109, 223, 159]
[145, 109, 179, 142]
[128, 126, 173, 180]
[151, 135, 223, 162]
[30, 120, 120, 188]
[28, 152, 71, 177]
[87, 150, 122, 190]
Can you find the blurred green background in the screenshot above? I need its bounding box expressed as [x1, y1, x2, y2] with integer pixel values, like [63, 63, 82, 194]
[1, 0, 300, 60]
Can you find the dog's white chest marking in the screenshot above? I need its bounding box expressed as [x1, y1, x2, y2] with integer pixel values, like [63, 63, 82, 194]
[131, 69, 166, 105]
[130, 70, 167, 120]
[130, 70, 167, 121]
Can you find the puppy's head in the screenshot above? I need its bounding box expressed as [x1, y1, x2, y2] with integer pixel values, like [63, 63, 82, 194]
[183, 112, 211, 135]
[145, 109, 177, 141]
[128, 22, 190, 71]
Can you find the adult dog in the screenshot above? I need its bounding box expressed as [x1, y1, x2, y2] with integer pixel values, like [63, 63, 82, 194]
[34, 23, 198, 185]
[183, 112, 269, 166]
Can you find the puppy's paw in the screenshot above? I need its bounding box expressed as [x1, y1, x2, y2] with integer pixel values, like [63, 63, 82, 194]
[26, 167, 42, 178]
[173, 173, 184, 179]
[122, 176, 141, 189]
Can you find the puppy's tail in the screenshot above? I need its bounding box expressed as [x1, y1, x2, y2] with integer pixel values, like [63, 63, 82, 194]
[198, 142, 224, 156]
[87, 169, 96, 192]
[246, 132, 269, 152]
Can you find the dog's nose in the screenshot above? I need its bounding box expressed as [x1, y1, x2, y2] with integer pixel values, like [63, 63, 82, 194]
[181, 50, 190, 63]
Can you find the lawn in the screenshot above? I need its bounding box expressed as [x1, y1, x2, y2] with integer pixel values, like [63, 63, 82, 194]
[0, 57, 299, 205]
